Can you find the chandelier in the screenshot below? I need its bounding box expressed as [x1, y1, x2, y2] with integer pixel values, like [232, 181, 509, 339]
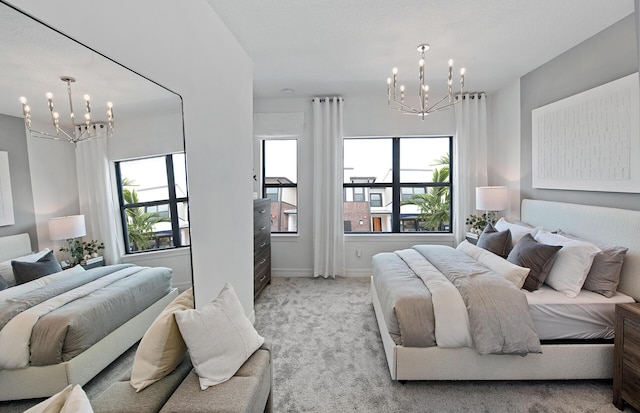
[19, 76, 114, 145]
[387, 44, 466, 120]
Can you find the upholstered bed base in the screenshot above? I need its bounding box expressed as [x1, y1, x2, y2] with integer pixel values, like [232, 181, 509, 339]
[372, 199, 640, 381]
[0, 288, 178, 401]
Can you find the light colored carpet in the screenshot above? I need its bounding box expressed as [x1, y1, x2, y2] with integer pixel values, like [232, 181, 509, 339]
[254, 277, 637, 413]
[1, 276, 636, 413]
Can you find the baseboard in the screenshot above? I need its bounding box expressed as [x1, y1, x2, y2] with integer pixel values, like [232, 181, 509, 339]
[272, 267, 372, 278]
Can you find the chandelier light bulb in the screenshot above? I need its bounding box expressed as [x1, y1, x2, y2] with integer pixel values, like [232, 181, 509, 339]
[24, 105, 30, 113]
[392, 67, 398, 75]
[419, 59, 425, 67]
[448, 59, 454, 67]
[460, 68, 466, 75]
[400, 85, 405, 92]
[83, 94, 90, 101]
[46, 92, 53, 100]
[387, 78, 392, 85]
[53, 112, 59, 119]
[19, 96, 27, 104]
[107, 102, 113, 108]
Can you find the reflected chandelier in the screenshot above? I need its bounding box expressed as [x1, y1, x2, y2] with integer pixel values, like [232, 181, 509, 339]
[19, 76, 114, 145]
[386, 43, 466, 120]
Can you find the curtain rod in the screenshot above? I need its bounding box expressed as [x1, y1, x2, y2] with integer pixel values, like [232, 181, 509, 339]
[312, 97, 344, 103]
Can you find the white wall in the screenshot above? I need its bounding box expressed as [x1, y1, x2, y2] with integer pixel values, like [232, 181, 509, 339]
[254, 95, 456, 277]
[487, 79, 521, 221]
[11, 0, 255, 314]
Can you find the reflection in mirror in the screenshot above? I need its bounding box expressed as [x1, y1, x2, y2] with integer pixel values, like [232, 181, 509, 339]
[0, 1, 192, 405]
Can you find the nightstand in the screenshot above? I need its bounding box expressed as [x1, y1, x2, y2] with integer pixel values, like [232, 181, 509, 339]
[465, 232, 479, 245]
[81, 256, 105, 270]
[613, 303, 640, 410]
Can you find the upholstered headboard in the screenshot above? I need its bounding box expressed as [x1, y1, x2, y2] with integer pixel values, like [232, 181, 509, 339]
[521, 199, 640, 301]
[0, 233, 32, 262]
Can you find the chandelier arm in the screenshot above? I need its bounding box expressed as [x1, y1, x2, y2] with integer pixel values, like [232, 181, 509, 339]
[390, 98, 423, 114]
[425, 94, 452, 112]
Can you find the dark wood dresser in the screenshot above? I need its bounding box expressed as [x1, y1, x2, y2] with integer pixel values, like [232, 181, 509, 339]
[253, 198, 271, 299]
[613, 303, 640, 410]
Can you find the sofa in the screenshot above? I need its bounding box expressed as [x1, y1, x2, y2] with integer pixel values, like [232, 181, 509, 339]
[91, 344, 272, 413]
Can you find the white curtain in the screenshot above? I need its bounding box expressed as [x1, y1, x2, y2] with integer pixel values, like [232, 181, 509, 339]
[76, 139, 121, 265]
[312, 97, 345, 278]
[453, 93, 488, 244]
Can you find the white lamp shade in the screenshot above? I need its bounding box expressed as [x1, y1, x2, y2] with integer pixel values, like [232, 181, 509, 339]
[48, 215, 87, 240]
[475, 186, 508, 211]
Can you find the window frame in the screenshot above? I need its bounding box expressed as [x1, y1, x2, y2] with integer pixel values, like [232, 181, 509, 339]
[261, 139, 298, 234]
[115, 153, 190, 254]
[343, 136, 453, 234]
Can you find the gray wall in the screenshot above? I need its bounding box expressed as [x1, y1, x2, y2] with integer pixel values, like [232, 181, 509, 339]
[0, 113, 37, 250]
[520, 13, 639, 210]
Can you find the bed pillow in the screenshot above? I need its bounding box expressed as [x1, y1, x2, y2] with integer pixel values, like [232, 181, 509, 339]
[457, 240, 530, 288]
[0, 248, 51, 286]
[23, 384, 93, 413]
[0, 276, 7, 291]
[130, 288, 194, 392]
[534, 230, 601, 297]
[556, 230, 628, 298]
[476, 223, 512, 258]
[494, 218, 540, 249]
[12, 250, 62, 285]
[175, 283, 264, 390]
[506, 233, 561, 292]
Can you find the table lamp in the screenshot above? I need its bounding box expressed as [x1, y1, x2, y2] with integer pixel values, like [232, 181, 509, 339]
[49, 215, 86, 265]
[475, 186, 508, 225]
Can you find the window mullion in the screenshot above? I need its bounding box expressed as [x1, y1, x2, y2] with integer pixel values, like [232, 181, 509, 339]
[166, 154, 181, 248]
[392, 138, 400, 232]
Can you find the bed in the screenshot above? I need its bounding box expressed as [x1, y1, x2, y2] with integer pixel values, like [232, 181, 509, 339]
[0, 233, 178, 401]
[371, 199, 640, 380]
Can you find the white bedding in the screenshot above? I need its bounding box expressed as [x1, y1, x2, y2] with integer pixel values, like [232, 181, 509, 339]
[525, 285, 634, 340]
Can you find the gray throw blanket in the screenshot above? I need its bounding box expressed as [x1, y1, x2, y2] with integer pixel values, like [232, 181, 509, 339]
[412, 245, 541, 355]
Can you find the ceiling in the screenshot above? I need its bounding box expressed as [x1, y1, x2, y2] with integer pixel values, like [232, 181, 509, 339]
[0, 3, 177, 126]
[206, 0, 635, 99]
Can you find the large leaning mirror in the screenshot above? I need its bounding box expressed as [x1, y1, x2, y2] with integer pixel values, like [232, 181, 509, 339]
[0, 1, 192, 404]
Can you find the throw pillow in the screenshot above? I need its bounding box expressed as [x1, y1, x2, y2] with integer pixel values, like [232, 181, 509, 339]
[457, 240, 530, 288]
[494, 218, 540, 248]
[0, 249, 51, 287]
[534, 230, 601, 297]
[476, 223, 512, 257]
[23, 384, 93, 413]
[12, 250, 62, 285]
[557, 230, 628, 298]
[175, 283, 265, 390]
[0, 276, 7, 291]
[130, 288, 194, 392]
[506, 233, 561, 292]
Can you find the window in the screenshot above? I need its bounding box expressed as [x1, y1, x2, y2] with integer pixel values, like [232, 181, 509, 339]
[115, 153, 190, 253]
[262, 139, 298, 233]
[343, 136, 452, 233]
[370, 193, 382, 207]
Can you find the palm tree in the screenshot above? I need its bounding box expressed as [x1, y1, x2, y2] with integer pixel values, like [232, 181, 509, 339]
[402, 154, 450, 231]
[122, 178, 169, 251]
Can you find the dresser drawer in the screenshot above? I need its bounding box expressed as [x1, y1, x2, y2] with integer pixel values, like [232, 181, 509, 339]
[253, 198, 271, 299]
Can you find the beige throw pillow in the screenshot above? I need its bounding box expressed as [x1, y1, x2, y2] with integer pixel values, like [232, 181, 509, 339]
[130, 288, 194, 392]
[175, 283, 265, 390]
[457, 240, 530, 288]
[24, 384, 93, 413]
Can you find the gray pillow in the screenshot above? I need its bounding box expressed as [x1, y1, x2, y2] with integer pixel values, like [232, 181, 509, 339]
[557, 229, 627, 297]
[477, 223, 512, 258]
[0, 276, 8, 291]
[506, 233, 561, 292]
[12, 250, 62, 285]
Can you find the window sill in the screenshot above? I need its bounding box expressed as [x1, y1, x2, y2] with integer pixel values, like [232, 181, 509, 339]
[344, 233, 454, 243]
[120, 247, 191, 262]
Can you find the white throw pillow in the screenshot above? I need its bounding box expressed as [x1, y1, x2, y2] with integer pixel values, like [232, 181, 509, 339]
[534, 230, 601, 297]
[494, 218, 540, 248]
[457, 240, 530, 288]
[0, 249, 50, 286]
[175, 283, 264, 390]
[24, 384, 93, 413]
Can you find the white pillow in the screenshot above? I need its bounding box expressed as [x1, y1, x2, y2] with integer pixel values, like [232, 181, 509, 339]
[0, 265, 85, 302]
[175, 283, 264, 390]
[23, 384, 93, 413]
[0, 249, 51, 286]
[457, 240, 530, 288]
[494, 218, 540, 248]
[534, 230, 601, 297]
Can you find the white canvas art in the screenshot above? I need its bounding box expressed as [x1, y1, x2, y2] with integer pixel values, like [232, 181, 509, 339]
[0, 152, 15, 226]
[532, 73, 640, 193]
